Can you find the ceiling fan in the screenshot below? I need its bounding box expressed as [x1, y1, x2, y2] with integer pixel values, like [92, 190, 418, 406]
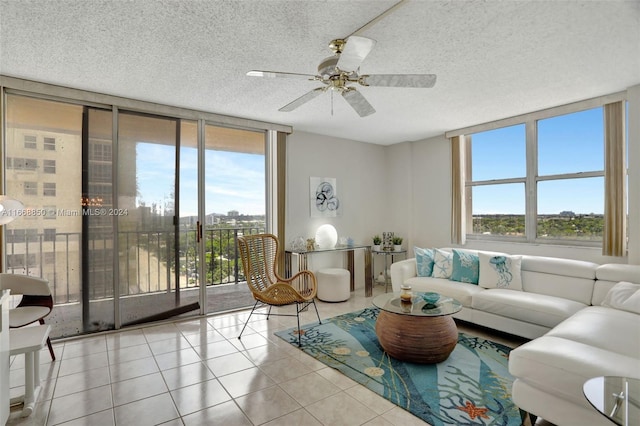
[246, 0, 436, 117]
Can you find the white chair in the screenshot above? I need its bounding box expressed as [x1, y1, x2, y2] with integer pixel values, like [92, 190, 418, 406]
[0, 274, 55, 360]
[316, 268, 350, 302]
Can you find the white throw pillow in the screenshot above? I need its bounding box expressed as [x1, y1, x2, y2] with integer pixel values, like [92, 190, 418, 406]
[431, 248, 453, 279]
[478, 253, 523, 291]
[601, 281, 640, 314]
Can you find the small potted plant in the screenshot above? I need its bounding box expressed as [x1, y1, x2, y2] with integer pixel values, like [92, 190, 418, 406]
[372, 235, 382, 252]
[392, 236, 403, 251]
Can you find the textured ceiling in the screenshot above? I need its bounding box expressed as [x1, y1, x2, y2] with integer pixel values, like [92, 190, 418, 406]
[1, 0, 639, 145]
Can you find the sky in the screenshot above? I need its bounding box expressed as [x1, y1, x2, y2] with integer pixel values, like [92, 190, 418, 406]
[136, 143, 265, 218]
[471, 107, 607, 215]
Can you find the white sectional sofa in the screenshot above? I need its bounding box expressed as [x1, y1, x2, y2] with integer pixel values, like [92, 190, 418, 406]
[510, 263, 640, 426]
[390, 248, 601, 339]
[390, 248, 640, 425]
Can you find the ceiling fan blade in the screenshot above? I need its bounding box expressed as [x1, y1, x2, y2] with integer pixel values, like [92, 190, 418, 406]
[336, 36, 376, 72]
[342, 89, 375, 117]
[361, 74, 437, 88]
[279, 88, 325, 112]
[247, 70, 318, 80]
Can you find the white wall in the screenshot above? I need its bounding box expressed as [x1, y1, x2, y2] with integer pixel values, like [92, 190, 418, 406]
[627, 84, 640, 264]
[386, 142, 413, 247]
[399, 135, 453, 251]
[285, 131, 387, 287]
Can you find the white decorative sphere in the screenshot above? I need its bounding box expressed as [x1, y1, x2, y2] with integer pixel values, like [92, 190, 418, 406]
[315, 224, 338, 249]
[0, 196, 24, 225]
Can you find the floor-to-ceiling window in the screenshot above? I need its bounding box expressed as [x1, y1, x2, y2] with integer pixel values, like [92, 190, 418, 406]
[4, 95, 117, 337]
[2, 82, 284, 338]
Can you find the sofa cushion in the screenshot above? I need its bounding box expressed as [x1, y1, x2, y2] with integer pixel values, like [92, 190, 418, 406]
[593, 263, 640, 305]
[450, 249, 479, 284]
[510, 305, 640, 407]
[404, 276, 484, 307]
[431, 248, 453, 279]
[522, 271, 596, 306]
[414, 247, 435, 277]
[545, 306, 640, 358]
[596, 263, 640, 283]
[521, 255, 597, 305]
[522, 255, 598, 279]
[471, 289, 585, 328]
[478, 253, 523, 290]
[601, 281, 640, 314]
[509, 335, 640, 408]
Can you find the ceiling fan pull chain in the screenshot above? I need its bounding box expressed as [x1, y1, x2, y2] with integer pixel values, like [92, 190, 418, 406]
[331, 90, 334, 116]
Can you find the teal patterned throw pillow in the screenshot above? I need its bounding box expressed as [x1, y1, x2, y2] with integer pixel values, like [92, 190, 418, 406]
[450, 249, 480, 284]
[414, 247, 435, 277]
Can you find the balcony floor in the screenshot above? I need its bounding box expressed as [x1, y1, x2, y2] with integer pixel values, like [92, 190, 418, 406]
[46, 283, 256, 339]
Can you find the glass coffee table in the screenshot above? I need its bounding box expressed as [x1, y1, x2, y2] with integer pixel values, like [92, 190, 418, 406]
[372, 292, 462, 364]
[583, 376, 640, 425]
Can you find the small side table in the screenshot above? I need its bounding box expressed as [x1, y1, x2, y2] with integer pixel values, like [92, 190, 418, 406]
[583, 376, 640, 426]
[372, 249, 407, 292]
[10, 325, 51, 417]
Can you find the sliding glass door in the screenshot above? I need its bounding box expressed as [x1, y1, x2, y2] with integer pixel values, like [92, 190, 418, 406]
[3, 92, 274, 337]
[200, 124, 266, 313]
[116, 111, 200, 325]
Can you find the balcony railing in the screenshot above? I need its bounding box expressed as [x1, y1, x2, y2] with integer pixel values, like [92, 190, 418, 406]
[4, 225, 264, 304]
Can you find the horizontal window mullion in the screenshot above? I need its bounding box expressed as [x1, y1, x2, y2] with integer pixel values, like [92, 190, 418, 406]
[533, 237, 601, 247]
[467, 177, 526, 186]
[465, 234, 528, 243]
[536, 170, 604, 181]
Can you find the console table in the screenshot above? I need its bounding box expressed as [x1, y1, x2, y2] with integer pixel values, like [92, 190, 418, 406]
[285, 245, 373, 296]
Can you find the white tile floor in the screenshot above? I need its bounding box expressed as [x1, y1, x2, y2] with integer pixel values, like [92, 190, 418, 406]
[7, 286, 553, 426]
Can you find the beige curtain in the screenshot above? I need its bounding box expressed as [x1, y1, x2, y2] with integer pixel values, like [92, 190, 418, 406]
[451, 135, 466, 244]
[276, 131, 287, 272]
[603, 101, 626, 257]
[0, 90, 4, 273]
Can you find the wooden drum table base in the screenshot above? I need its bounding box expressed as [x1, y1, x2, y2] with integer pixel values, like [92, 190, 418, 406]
[375, 310, 458, 364]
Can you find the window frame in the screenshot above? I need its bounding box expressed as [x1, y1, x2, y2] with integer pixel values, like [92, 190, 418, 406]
[43, 159, 56, 174]
[43, 136, 56, 151]
[448, 92, 627, 247]
[43, 182, 56, 197]
[23, 181, 38, 196]
[24, 134, 37, 149]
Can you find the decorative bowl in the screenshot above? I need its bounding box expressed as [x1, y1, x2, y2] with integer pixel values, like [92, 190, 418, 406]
[420, 292, 440, 307]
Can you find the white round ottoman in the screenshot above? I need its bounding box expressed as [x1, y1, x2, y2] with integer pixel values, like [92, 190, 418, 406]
[316, 268, 351, 302]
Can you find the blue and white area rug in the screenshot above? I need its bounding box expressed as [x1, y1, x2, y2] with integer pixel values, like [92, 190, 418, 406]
[275, 307, 532, 426]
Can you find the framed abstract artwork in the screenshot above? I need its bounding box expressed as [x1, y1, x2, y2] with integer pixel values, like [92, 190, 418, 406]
[310, 177, 341, 217]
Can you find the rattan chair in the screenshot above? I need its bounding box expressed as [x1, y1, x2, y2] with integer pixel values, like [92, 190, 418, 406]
[237, 233, 321, 346]
[0, 273, 56, 360]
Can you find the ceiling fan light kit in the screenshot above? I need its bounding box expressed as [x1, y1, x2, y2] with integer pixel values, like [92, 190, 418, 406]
[246, 0, 436, 117]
